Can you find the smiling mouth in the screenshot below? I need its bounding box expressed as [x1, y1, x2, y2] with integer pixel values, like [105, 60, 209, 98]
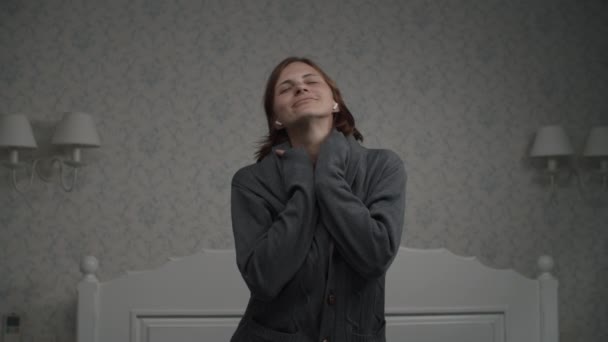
[293, 98, 315, 107]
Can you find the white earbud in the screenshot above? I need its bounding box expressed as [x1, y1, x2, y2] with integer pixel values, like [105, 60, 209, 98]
[275, 120, 283, 127]
[333, 103, 339, 111]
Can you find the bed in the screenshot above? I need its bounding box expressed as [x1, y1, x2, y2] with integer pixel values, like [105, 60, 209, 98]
[76, 247, 558, 342]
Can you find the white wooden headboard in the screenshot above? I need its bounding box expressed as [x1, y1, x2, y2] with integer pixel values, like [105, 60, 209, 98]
[76, 247, 558, 342]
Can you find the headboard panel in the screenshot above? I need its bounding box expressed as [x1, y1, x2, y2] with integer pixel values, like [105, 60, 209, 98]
[77, 247, 558, 342]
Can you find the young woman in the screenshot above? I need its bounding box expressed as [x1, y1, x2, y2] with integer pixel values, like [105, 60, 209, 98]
[230, 57, 406, 342]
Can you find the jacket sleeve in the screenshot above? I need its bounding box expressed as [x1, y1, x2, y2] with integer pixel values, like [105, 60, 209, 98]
[231, 148, 317, 301]
[315, 133, 406, 279]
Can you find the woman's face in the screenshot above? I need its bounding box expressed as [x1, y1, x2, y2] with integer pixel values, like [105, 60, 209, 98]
[272, 62, 336, 128]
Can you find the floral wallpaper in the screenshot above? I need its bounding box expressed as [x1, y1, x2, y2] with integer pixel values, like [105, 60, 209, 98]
[1, 0, 607, 341]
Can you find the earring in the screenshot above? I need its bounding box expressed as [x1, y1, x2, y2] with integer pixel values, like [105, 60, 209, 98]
[333, 103, 339, 111]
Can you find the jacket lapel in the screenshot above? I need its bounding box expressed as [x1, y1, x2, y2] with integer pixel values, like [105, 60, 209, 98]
[344, 134, 364, 187]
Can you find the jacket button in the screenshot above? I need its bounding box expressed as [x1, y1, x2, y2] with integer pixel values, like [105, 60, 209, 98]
[327, 294, 336, 305]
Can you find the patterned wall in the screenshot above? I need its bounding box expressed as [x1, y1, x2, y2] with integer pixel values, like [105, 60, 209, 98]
[1, 0, 607, 341]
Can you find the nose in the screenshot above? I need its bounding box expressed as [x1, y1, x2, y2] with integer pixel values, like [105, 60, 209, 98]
[295, 83, 309, 94]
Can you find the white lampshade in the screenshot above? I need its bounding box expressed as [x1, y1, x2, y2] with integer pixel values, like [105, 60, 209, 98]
[0, 114, 38, 149]
[530, 125, 574, 157]
[52, 112, 100, 147]
[583, 126, 608, 157]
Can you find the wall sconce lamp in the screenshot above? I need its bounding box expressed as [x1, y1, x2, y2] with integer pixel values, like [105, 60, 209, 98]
[530, 125, 574, 191]
[582, 125, 608, 188]
[531, 124, 608, 192]
[0, 114, 39, 190]
[0, 112, 101, 193]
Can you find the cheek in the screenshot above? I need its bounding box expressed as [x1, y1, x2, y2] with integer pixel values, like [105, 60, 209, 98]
[273, 98, 290, 116]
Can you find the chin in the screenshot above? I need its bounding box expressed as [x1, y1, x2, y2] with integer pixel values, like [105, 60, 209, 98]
[287, 113, 331, 126]
[294, 111, 332, 119]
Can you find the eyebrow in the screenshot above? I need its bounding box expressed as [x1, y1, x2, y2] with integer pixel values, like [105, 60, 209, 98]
[276, 73, 321, 88]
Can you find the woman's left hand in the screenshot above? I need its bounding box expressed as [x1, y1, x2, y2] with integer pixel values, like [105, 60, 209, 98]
[317, 130, 349, 173]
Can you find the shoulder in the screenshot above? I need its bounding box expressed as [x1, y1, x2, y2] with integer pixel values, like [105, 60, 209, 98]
[360, 148, 407, 194]
[232, 153, 278, 189]
[232, 163, 256, 188]
[363, 147, 405, 174]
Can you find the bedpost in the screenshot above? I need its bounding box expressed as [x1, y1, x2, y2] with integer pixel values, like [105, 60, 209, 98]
[77, 256, 100, 342]
[537, 255, 559, 342]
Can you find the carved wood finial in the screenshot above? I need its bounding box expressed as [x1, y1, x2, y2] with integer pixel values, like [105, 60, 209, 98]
[537, 255, 554, 273]
[80, 256, 99, 281]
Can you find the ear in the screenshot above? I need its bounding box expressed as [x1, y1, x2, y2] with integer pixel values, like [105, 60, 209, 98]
[332, 102, 339, 112]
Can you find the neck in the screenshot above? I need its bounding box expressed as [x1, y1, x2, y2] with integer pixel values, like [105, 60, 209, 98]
[287, 116, 333, 164]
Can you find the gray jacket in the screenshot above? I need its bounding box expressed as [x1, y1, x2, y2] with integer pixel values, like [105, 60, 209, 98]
[230, 129, 406, 342]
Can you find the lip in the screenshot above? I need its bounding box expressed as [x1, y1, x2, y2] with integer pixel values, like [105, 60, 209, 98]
[293, 97, 316, 107]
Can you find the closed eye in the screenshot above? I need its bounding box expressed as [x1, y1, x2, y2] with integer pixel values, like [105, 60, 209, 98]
[278, 86, 292, 94]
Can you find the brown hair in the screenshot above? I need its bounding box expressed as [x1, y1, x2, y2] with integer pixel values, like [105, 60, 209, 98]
[255, 56, 363, 162]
